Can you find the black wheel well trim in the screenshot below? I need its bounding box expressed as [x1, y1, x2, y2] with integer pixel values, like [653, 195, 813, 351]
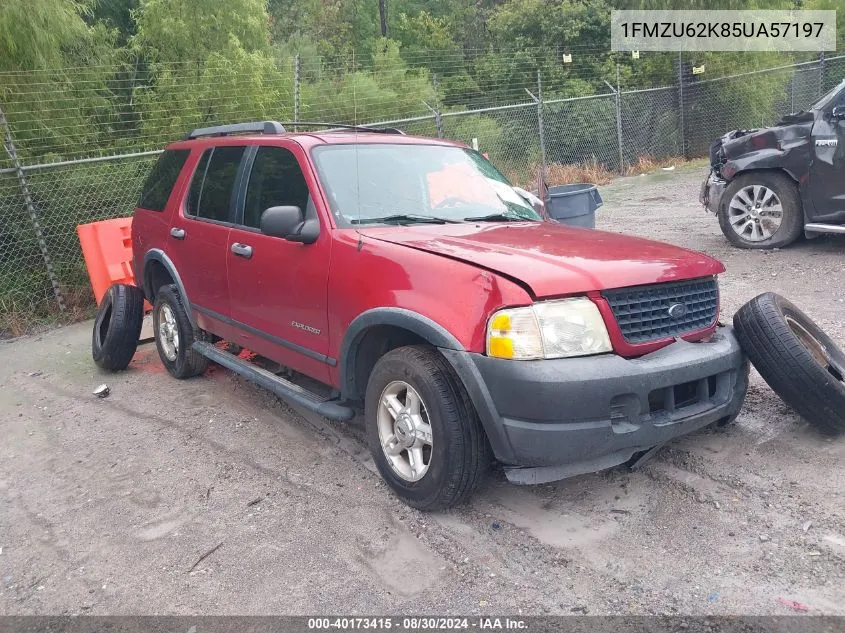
[142, 249, 194, 327]
[726, 166, 801, 186]
[339, 308, 465, 400]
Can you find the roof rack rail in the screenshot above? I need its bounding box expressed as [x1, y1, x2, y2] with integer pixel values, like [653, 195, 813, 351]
[184, 121, 286, 140]
[279, 121, 406, 135]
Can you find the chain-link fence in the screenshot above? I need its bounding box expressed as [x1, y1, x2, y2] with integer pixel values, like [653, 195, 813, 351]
[683, 56, 845, 157]
[1, 53, 844, 337]
[0, 152, 158, 335]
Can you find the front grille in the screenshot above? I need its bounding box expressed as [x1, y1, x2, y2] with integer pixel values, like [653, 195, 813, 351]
[603, 277, 718, 344]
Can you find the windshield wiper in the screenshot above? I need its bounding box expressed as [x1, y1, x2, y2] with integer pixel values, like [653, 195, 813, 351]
[464, 212, 532, 222]
[465, 193, 540, 223]
[351, 214, 460, 225]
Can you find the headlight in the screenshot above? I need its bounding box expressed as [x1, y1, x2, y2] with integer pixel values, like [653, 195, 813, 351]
[486, 298, 612, 360]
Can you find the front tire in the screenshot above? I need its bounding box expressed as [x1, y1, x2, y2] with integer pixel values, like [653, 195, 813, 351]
[153, 285, 209, 379]
[718, 172, 803, 249]
[365, 345, 490, 510]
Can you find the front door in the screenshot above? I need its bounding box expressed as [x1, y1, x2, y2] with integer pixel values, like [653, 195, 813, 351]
[810, 93, 845, 223]
[226, 143, 333, 383]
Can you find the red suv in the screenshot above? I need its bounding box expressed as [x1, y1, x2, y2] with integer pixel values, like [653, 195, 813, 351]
[132, 121, 748, 510]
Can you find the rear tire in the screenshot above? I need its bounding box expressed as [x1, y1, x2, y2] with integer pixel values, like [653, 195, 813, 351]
[92, 283, 145, 371]
[365, 345, 491, 510]
[153, 285, 209, 379]
[718, 172, 803, 249]
[733, 293, 845, 434]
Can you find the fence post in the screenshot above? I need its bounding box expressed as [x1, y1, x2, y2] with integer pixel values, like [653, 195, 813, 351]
[422, 101, 443, 139]
[791, 71, 795, 114]
[293, 54, 300, 132]
[677, 51, 686, 159]
[432, 74, 444, 138]
[819, 51, 826, 97]
[536, 70, 547, 189]
[615, 63, 624, 172]
[0, 106, 66, 313]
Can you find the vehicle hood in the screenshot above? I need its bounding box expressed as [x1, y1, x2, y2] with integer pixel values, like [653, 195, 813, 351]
[719, 116, 813, 161]
[361, 222, 724, 298]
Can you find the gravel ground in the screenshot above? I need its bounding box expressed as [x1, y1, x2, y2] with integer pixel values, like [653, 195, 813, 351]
[1, 163, 844, 616]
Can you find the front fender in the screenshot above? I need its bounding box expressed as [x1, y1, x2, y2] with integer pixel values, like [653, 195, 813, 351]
[721, 125, 811, 183]
[721, 148, 804, 183]
[339, 307, 464, 399]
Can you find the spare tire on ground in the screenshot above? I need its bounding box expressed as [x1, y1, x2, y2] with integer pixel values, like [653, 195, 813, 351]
[733, 292, 845, 434]
[92, 283, 145, 371]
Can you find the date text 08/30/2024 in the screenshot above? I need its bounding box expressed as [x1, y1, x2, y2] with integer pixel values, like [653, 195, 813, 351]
[307, 617, 528, 630]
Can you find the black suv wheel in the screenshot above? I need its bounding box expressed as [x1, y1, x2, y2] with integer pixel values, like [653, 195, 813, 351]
[718, 172, 803, 249]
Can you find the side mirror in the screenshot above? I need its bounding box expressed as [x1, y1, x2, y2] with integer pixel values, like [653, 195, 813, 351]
[260, 206, 319, 244]
[831, 105, 845, 120]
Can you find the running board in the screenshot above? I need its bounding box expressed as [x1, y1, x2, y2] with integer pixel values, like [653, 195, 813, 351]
[806, 223, 845, 235]
[192, 341, 355, 421]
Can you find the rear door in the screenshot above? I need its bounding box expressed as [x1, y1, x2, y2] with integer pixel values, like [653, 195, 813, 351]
[167, 145, 247, 330]
[226, 142, 333, 383]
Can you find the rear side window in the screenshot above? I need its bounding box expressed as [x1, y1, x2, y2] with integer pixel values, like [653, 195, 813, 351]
[185, 146, 246, 223]
[137, 149, 189, 211]
[243, 146, 310, 229]
[186, 150, 211, 217]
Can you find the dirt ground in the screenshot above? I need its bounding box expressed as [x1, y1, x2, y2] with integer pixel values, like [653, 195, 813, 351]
[1, 163, 844, 616]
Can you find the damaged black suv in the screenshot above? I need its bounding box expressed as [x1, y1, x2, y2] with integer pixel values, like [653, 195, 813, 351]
[701, 78, 845, 249]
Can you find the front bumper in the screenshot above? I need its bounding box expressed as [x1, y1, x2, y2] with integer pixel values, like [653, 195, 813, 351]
[441, 327, 748, 484]
[700, 172, 727, 214]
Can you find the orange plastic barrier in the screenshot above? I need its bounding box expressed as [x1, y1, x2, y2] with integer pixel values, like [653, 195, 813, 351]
[76, 217, 137, 306]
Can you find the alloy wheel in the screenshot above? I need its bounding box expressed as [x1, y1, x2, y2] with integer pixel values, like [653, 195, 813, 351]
[157, 303, 180, 361]
[727, 184, 783, 242]
[377, 380, 434, 482]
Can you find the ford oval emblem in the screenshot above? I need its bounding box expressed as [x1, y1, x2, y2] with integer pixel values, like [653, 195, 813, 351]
[667, 303, 688, 319]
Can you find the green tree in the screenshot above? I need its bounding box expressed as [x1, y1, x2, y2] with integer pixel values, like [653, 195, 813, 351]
[131, 0, 271, 61]
[88, 0, 140, 45]
[804, 0, 844, 52]
[0, 0, 96, 70]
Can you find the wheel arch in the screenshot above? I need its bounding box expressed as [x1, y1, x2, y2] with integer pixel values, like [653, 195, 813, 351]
[725, 166, 799, 186]
[142, 249, 194, 326]
[339, 308, 465, 401]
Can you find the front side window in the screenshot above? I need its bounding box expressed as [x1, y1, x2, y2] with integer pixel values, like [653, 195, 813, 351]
[311, 144, 541, 227]
[138, 149, 189, 211]
[243, 146, 310, 229]
[185, 146, 245, 223]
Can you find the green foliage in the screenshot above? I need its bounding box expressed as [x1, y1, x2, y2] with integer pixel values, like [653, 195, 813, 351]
[448, 114, 504, 156]
[300, 40, 435, 122]
[395, 10, 457, 72]
[0, 0, 839, 334]
[131, 0, 271, 61]
[0, 0, 92, 71]
[804, 0, 844, 53]
[136, 38, 292, 146]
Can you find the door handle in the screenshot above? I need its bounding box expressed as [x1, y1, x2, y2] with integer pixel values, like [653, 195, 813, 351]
[230, 242, 253, 259]
[170, 227, 186, 240]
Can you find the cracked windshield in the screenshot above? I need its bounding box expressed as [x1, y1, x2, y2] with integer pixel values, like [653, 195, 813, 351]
[312, 143, 542, 226]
